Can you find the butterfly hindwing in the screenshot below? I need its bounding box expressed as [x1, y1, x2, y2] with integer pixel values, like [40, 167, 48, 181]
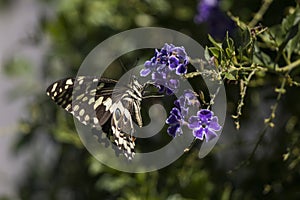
[46, 76, 144, 160]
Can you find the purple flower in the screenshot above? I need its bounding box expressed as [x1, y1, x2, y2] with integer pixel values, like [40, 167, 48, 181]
[194, 0, 236, 40]
[188, 109, 221, 142]
[194, 0, 219, 23]
[174, 90, 200, 119]
[140, 43, 189, 94]
[166, 90, 200, 137]
[166, 91, 222, 142]
[166, 107, 183, 137]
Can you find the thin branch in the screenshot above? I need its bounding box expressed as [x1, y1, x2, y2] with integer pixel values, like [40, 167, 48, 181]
[248, 0, 274, 27]
[232, 69, 257, 129]
[275, 59, 300, 73]
[227, 125, 269, 174]
[264, 72, 289, 127]
[291, 80, 300, 87]
[229, 68, 291, 174]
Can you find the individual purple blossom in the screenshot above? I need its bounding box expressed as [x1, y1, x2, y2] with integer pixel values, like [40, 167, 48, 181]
[188, 109, 221, 142]
[194, 0, 219, 23]
[194, 0, 236, 40]
[166, 107, 184, 137]
[166, 90, 200, 137]
[140, 43, 189, 94]
[174, 90, 200, 119]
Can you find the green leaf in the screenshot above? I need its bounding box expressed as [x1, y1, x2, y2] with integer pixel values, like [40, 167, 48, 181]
[208, 47, 222, 59]
[208, 34, 222, 49]
[224, 72, 236, 80]
[204, 47, 211, 61]
[282, 5, 300, 32]
[276, 5, 300, 57]
[253, 45, 274, 67]
[286, 22, 300, 58]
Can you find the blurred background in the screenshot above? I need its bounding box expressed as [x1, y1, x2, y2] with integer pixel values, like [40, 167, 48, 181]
[0, 0, 299, 199]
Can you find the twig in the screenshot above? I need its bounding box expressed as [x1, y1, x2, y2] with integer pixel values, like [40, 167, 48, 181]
[232, 69, 257, 129]
[229, 67, 291, 174]
[227, 125, 269, 174]
[275, 59, 300, 73]
[248, 0, 274, 27]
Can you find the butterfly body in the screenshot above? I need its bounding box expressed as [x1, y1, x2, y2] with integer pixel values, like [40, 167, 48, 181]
[46, 76, 146, 160]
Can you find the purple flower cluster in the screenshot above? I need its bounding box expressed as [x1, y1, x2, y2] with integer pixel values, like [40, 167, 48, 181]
[166, 90, 221, 142]
[140, 43, 189, 94]
[166, 90, 200, 137]
[194, 0, 235, 40]
[140, 43, 222, 142]
[194, 0, 219, 23]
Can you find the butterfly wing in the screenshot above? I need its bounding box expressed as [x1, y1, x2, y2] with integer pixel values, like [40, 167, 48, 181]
[46, 76, 139, 159]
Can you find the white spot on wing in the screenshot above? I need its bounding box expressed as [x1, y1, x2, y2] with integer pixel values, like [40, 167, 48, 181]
[88, 98, 95, 105]
[73, 105, 79, 111]
[93, 96, 103, 110]
[82, 96, 88, 102]
[103, 98, 112, 111]
[79, 109, 85, 116]
[76, 94, 84, 100]
[93, 117, 99, 124]
[66, 79, 73, 85]
[51, 83, 58, 93]
[65, 104, 72, 111]
[84, 114, 90, 121]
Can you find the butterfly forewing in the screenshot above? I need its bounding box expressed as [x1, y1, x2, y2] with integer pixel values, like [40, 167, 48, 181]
[46, 76, 144, 160]
[47, 77, 115, 126]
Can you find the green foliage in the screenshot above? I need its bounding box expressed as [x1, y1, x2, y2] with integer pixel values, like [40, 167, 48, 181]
[3, 55, 33, 77]
[205, 5, 300, 129]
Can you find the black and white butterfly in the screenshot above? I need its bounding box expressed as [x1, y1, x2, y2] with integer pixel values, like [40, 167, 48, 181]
[46, 75, 152, 160]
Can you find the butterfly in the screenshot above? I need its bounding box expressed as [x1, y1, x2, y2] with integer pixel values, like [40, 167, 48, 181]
[46, 75, 150, 160]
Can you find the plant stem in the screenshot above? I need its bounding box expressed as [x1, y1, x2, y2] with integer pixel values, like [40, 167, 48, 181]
[248, 0, 274, 27]
[276, 59, 300, 73]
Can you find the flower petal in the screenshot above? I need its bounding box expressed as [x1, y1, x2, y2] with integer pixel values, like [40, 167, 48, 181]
[209, 116, 221, 131]
[176, 64, 187, 75]
[174, 99, 180, 108]
[169, 55, 179, 70]
[157, 85, 165, 93]
[180, 107, 189, 118]
[144, 60, 152, 68]
[205, 129, 217, 142]
[188, 116, 199, 129]
[168, 79, 179, 89]
[171, 107, 181, 119]
[140, 68, 151, 77]
[198, 109, 213, 122]
[166, 87, 175, 95]
[166, 114, 178, 125]
[193, 128, 204, 140]
[167, 124, 182, 137]
[198, 109, 213, 118]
